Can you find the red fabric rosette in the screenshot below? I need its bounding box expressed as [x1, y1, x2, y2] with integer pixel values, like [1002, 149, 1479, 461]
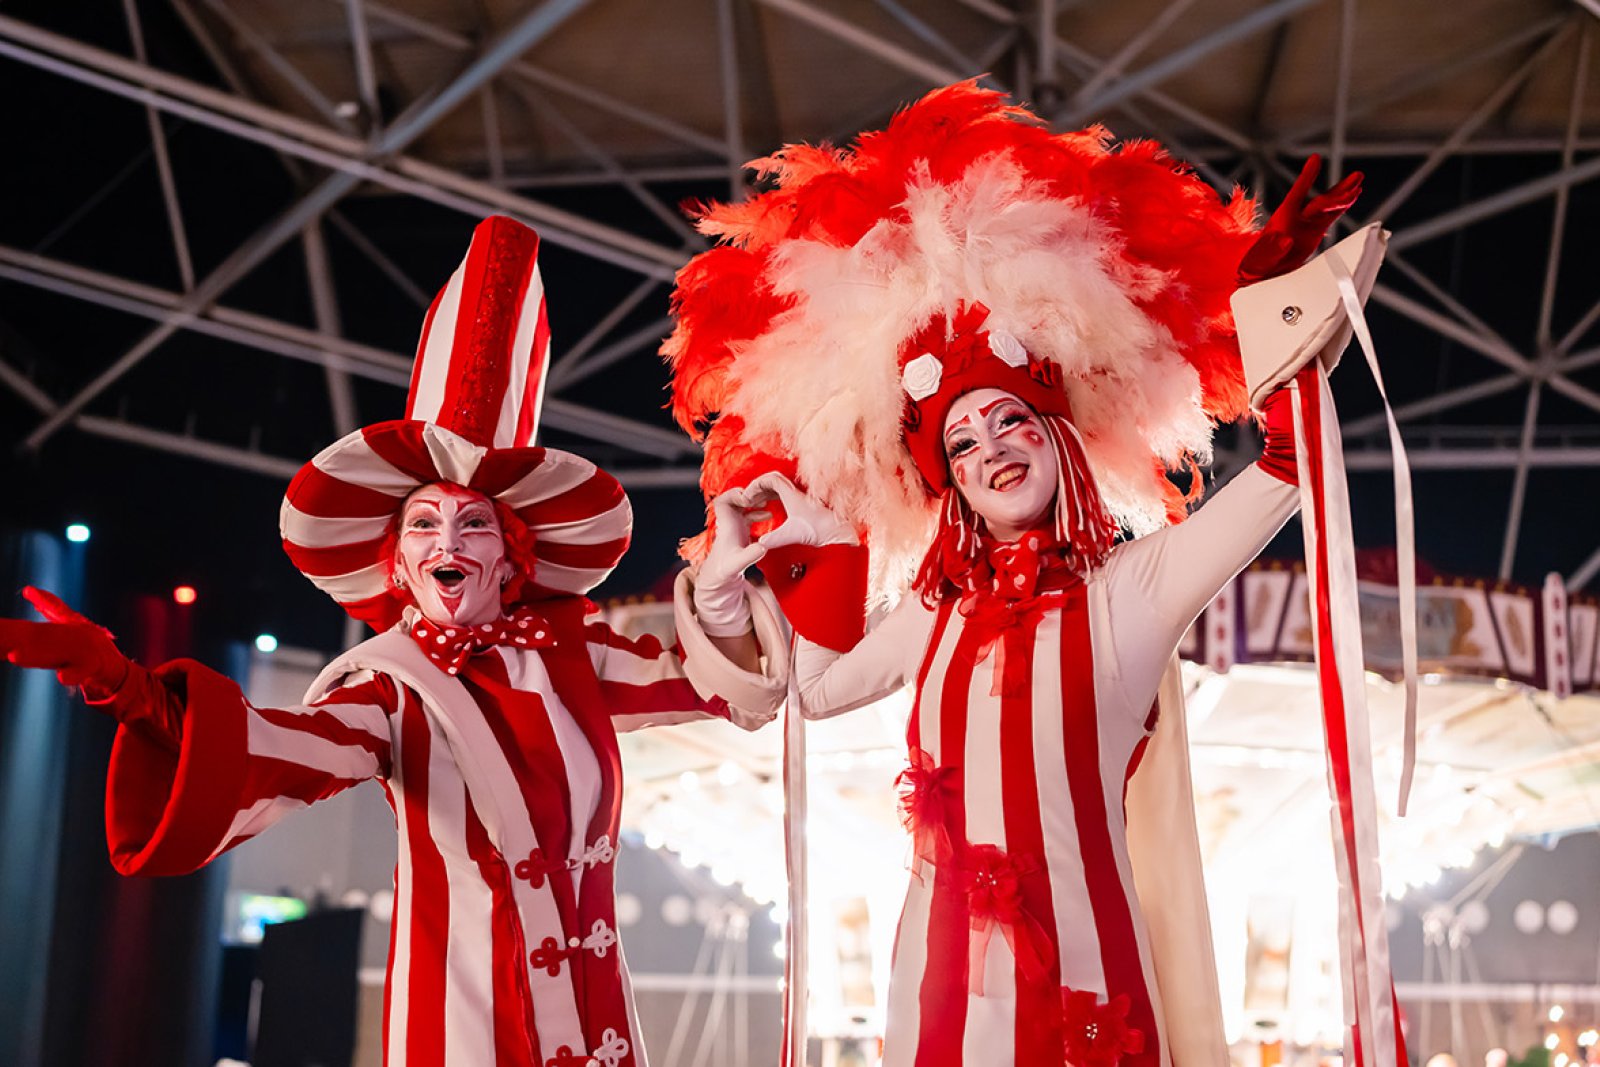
[1061, 988, 1146, 1067]
[964, 844, 1053, 996]
[895, 748, 960, 877]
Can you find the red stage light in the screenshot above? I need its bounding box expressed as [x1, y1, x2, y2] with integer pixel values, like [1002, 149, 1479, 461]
[173, 585, 198, 606]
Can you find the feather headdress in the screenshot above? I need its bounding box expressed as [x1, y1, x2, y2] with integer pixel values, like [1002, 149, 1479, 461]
[664, 81, 1259, 600]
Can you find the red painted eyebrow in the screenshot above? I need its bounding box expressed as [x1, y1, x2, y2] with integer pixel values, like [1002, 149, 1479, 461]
[979, 397, 1023, 416]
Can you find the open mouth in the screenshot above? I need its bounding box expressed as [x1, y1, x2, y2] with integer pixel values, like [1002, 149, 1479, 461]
[990, 464, 1028, 492]
[429, 565, 468, 589]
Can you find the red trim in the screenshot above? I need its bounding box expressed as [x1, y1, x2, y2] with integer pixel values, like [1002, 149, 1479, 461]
[398, 691, 449, 1067]
[998, 609, 1063, 1060]
[516, 290, 550, 447]
[407, 287, 448, 420]
[1058, 592, 1160, 1063]
[912, 611, 977, 1067]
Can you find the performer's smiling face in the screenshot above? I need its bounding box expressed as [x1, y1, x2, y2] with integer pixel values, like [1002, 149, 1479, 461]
[393, 483, 514, 628]
[943, 388, 1058, 541]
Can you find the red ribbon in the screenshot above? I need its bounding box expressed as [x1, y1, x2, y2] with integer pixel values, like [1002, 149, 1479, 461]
[895, 748, 960, 876]
[964, 845, 1053, 996]
[958, 591, 1061, 698]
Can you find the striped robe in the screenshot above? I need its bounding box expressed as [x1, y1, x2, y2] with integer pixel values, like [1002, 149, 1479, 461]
[797, 466, 1299, 1067]
[104, 597, 772, 1067]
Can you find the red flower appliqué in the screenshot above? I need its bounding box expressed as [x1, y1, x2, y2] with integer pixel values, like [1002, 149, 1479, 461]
[1061, 988, 1145, 1066]
[895, 748, 959, 873]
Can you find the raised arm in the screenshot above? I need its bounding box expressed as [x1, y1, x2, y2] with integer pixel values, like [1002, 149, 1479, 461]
[0, 587, 393, 877]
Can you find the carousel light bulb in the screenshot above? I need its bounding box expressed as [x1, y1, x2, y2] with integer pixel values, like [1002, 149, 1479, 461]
[1546, 1033, 1560, 1050]
[1551, 1005, 1565, 1023]
[1555, 1054, 1569, 1067]
[255, 633, 279, 654]
[173, 585, 198, 606]
[65, 523, 90, 543]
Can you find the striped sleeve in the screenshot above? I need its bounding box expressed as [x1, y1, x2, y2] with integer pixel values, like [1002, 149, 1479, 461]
[105, 657, 396, 878]
[583, 613, 733, 733]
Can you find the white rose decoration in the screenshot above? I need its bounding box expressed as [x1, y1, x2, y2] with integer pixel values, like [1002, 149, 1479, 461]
[901, 352, 944, 401]
[988, 329, 1029, 368]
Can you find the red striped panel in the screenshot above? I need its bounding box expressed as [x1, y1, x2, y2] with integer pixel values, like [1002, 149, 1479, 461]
[515, 300, 551, 447]
[470, 447, 550, 496]
[253, 701, 391, 764]
[398, 695, 449, 1067]
[999, 614, 1062, 1061]
[379, 782, 401, 1066]
[288, 462, 406, 518]
[236, 755, 370, 814]
[434, 221, 539, 445]
[1058, 595, 1160, 1064]
[361, 422, 447, 484]
[466, 802, 541, 1067]
[600, 678, 715, 719]
[538, 537, 632, 570]
[518, 474, 627, 528]
[914, 611, 978, 1067]
[281, 536, 388, 580]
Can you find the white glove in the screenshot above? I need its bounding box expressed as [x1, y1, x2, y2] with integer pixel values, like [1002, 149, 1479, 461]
[742, 472, 858, 551]
[692, 487, 768, 637]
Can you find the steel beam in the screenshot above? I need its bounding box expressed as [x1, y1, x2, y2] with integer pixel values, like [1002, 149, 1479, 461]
[1538, 26, 1590, 351]
[1570, 542, 1600, 591]
[77, 415, 304, 478]
[1364, 25, 1576, 225]
[1056, 0, 1319, 126]
[352, 0, 729, 159]
[1344, 446, 1600, 470]
[549, 317, 675, 391]
[0, 245, 690, 458]
[717, 0, 747, 199]
[198, 0, 358, 133]
[326, 210, 430, 307]
[344, 0, 382, 129]
[1388, 152, 1600, 252]
[122, 0, 196, 291]
[302, 221, 359, 434]
[1340, 373, 1524, 438]
[1069, 0, 1197, 109]
[0, 13, 687, 279]
[1498, 384, 1542, 579]
[548, 277, 661, 384]
[1370, 284, 1535, 375]
[753, 0, 968, 87]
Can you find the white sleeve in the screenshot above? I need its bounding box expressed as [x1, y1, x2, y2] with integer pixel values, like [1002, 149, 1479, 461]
[794, 596, 936, 720]
[1106, 464, 1298, 644]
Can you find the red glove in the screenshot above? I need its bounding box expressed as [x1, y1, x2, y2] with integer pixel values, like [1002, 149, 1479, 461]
[1237, 155, 1364, 286]
[0, 587, 183, 746]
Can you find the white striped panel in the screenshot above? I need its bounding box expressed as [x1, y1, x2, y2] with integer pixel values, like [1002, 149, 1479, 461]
[1091, 646, 1170, 1060]
[432, 775, 497, 1067]
[883, 616, 963, 1064]
[388, 690, 416, 1067]
[411, 265, 466, 425]
[533, 559, 616, 594]
[881, 882, 933, 1067]
[422, 425, 486, 487]
[310, 562, 390, 602]
[314, 432, 428, 498]
[495, 269, 544, 449]
[585, 636, 675, 689]
[529, 498, 632, 546]
[496, 451, 599, 509]
[499, 647, 601, 877]
[245, 709, 385, 781]
[615, 939, 646, 1067]
[609, 709, 712, 733]
[213, 795, 310, 858]
[962, 648, 1015, 1061]
[1030, 611, 1106, 996]
[280, 501, 391, 548]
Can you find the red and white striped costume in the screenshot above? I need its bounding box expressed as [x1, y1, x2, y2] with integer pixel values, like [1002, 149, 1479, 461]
[103, 598, 771, 1067]
[797, 465, 1298, 1067]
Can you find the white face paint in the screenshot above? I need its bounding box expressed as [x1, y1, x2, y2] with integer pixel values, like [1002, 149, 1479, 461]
[393, 483, 514, 628]
[942, 387, 1059, 542]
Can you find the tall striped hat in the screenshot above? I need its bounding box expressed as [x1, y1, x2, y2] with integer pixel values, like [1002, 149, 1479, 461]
[280, 216, 632, 630]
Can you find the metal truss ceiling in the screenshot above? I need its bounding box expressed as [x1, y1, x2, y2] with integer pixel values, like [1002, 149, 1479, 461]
[1, 0, 1597, 593]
